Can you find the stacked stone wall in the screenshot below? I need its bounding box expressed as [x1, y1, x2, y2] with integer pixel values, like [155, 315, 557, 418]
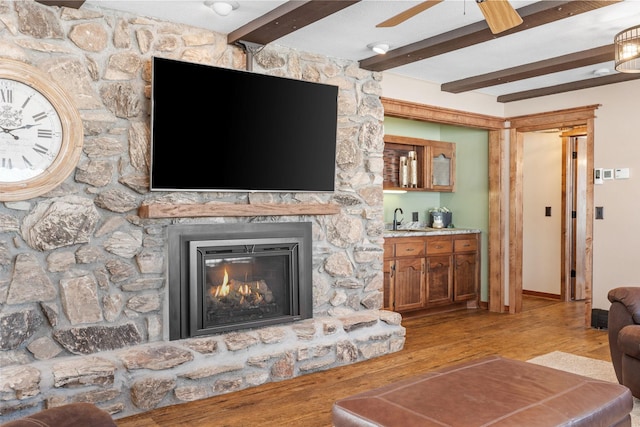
[0, 1, 403, 421]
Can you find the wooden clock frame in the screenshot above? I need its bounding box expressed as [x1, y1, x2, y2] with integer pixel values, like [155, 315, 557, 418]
[0, 59, 83, 201]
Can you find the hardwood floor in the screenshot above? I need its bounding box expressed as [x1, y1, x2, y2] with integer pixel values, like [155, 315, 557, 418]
[116, 297, 611, 427]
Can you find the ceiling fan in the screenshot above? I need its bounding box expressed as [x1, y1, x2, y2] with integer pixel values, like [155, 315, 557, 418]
[376, 0, 523, 35]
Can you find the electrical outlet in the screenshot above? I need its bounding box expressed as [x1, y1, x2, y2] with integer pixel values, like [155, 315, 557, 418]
[412, 212, 419, 222]
[595, 206, 604, 220]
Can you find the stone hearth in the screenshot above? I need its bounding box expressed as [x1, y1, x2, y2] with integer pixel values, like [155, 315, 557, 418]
[0, 2, 403, 422]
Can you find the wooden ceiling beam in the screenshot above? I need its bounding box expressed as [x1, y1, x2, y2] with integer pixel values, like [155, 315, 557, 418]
[228, 0, 360, 46]
[359, 1, 621, 72]
[34, 0, 85, 8]
[442, 45, 615, 94]
[497, 72, 640, 103]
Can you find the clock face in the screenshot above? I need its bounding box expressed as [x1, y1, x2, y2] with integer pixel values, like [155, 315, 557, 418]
[0, 79, 63, 183]
[0, 59, 83, 202]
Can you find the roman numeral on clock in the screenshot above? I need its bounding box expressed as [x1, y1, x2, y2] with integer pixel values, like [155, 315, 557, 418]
[32, 112, 48, 122]
[0, 89, 12, 103]
[33, 143, 49, 155]
[38, 129, 53, 139]
[2, 158, 12, 169]
[21, 95, 33, 109]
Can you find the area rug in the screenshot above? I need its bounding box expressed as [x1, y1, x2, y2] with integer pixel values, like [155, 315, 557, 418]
[528, 351, 640, 426]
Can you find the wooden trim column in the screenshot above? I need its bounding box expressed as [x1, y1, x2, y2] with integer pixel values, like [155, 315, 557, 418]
[508, 129, 524, 314]
[488, 129, 506, 313]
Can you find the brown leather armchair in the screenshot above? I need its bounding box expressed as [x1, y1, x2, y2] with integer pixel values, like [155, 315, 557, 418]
[608, 286, 640, 398]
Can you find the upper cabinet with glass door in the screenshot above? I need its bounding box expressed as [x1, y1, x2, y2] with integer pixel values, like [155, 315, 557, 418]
[383, 135, 455, 192]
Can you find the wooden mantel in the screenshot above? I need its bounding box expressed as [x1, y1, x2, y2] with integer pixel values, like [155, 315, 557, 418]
[138, 202, 341, 219]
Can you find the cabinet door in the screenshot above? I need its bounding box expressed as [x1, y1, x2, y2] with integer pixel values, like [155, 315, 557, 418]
[454, 253, 478, 301]
[430, 142, 455, 192]
[426, 255, 453, 306]
[394, 258, 425, 311]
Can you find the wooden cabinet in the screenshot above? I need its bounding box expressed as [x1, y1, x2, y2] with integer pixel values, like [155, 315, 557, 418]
[453, 236, 479, 301]
[383, 233, 479, 315]
[429, 140, 455, 191]
[394, 257, 425, 311]
[383, 135, 455, 192]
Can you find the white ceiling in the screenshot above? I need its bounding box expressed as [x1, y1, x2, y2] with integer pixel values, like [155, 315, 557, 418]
[82, 0, 640, 98]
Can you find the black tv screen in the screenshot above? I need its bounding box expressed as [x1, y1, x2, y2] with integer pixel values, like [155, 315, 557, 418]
[150, 57, 338, 192]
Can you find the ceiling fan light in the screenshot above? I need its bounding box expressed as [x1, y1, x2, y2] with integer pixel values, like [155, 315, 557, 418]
[614, 25, 640, 73]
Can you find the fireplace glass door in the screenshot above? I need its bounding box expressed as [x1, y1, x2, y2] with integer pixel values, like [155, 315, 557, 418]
[190, 239, 300, 335]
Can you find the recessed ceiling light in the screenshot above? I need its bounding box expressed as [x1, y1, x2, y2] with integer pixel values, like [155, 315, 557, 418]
[204, 1, 239, 17]
[593, 68, 611, 77]
[367, 43, 390, 55]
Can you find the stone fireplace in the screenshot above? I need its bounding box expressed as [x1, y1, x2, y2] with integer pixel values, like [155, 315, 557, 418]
[0, 2, 404, 423]
[168, 222, 313, 339]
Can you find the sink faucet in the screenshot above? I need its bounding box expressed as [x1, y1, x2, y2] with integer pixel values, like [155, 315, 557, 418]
[393, 208, 403, 231]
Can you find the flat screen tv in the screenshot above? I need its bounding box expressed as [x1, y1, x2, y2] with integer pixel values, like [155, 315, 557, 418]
[150, 57, 339, 192]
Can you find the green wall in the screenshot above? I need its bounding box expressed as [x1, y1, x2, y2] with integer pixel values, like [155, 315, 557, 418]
[383, 117, 490, 301]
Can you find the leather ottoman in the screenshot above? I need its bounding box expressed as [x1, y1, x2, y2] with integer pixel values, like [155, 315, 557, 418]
[2, 403, 116, 427]
[333, 355, 633, 427]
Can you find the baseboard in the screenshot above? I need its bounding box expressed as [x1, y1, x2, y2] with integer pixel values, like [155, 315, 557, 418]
[591, 308, 608, 330]
[522, 290, 562, 300]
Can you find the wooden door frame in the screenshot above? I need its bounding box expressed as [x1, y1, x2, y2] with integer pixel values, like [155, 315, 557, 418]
[507, 106, 598, 325]
[561, 129, 588, 303]
[382, 97, 506, 312]
[382, 97, 599, 325]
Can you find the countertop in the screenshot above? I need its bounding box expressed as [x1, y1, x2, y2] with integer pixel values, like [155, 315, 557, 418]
[384, 227, 481, 237]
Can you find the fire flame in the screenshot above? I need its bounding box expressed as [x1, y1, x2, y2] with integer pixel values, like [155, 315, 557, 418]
[212, 269, 230, 297]
[211, 268, 262, 300]
[210, 268, 266, 305]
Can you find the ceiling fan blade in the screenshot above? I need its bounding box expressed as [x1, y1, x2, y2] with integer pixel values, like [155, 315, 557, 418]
[376, 0, 444, 28]
[476, 0, 523, 34]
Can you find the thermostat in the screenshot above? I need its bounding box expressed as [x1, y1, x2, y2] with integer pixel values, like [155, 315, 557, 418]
[615, 168, 630, 179]
[594, 168, 603, 185]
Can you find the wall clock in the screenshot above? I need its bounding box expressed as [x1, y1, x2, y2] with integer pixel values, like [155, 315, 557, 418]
[0, 59, 83, 201]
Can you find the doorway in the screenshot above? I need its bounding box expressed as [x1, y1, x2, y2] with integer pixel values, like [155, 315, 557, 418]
[521, 130, 588, 302]
[507, 107, 597, 326]
[522, 130, 563, 299]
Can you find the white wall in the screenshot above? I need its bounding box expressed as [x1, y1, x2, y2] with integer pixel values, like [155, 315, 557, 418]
[522, 131, 562, 295]
[382, 72, 640, 310]
[381, 73, 505, 117]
